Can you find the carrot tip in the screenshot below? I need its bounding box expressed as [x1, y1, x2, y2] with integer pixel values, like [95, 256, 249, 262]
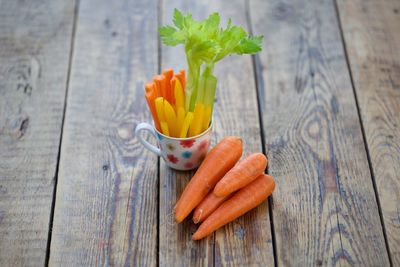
[175, 216, 183, 224]
[212, 189, 226, 198]
[192, 210, 203, 224]
[192, 232, 201, 241]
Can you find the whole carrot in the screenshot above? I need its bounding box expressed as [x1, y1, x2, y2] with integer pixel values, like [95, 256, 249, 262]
[192, 191, 231, 224]
[175, 136, 243, 223]
[214, 153, 268, 197]
[192, 174, 275, 240]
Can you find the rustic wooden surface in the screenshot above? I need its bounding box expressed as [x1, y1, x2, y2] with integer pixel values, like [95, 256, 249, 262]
[337, 0, 400, 265]
[0, 0, 75, 266]
[0, 0, 399, 266]
[158, 5, 213, 267]
[159, 1, 274, 266]
[249, 0, 391, 265]
[49, 0, 159, 265]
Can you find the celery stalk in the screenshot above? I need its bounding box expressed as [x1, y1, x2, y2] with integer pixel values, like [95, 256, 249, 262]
[159, 9, 263, 118]
[185, 54, 200, 112]
[203, 74, 217, 111]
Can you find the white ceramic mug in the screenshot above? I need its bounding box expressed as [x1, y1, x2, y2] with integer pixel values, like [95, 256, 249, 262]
[135, 122, 212, 170]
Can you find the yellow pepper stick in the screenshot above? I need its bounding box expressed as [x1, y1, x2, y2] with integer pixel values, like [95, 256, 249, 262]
[180, 112, 194, 138]
[155, 97, 168, 135]
[163, 99, 179, 137]
[202, 105, 212, 132]
[174, 78, 185, 110]
[160, 121, 170, 136]
[188, 103, 205, 137]
[176, 107, 185, 134]
[155, 97, 166, 121]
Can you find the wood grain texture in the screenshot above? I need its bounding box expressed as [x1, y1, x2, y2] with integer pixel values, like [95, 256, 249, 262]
[337, 0, 400, 264]
[159, 2, 214, 266]
[250, 0, 390, 266]
[0, 0, 75, 266]
[212, 1, 274, 265]
[159, 0, 274, 266]
[49, 0, 159, 265]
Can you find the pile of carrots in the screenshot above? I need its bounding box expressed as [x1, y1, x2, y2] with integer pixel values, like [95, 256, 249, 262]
[145, 69, 212, 138]
[174, 136, 276, 240]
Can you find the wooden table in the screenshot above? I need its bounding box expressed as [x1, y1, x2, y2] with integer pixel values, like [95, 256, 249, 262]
[1, 0, 399, 266]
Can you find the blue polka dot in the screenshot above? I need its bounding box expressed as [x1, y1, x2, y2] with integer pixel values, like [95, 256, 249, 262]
[182, 151, 192, 159]
[156, 132, 164, 140]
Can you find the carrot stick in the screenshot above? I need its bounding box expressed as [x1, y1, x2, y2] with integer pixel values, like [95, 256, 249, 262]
[179, 112, 194, 138]
[175, 69, 186, 89]
[171, 77, 177, 109]
[193, 174, 275, 240]
[192, 192, 231, 224]
[175, 136, 243, 223]
[145, 82, 161, 130]
[214, 153, 268, 197]
[153, 75, 167, 99]
[162, 69, 174, 104]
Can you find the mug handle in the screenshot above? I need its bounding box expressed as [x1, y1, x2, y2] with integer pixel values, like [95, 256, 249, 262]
[135, 122, 162, 156]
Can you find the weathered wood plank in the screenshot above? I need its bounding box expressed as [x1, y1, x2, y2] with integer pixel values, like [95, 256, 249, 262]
[249, 0, 390, 265]
[49, 0, 159, 265]
[336, 0, 400, 264]
[159, 0, 274, 266]
[0, 0, 75, 265]
[159, 2, 214, 266]
[211, 1, 275, 266]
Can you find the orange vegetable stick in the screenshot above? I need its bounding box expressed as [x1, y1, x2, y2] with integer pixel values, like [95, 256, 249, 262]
[162, 69, 174, 104]
[144, 82, 160, 130]
[193, 174, 275, 240]
[192, 191, 231, 224]
[170, 77, 176, 99]
[153, 75, 167, 98]
[175, 69, 186, 89]
[175, 136, 243, 223]
[214, 153, 268, 197]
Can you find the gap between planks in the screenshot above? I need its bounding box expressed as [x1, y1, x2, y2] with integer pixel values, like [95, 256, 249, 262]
[44, 0, 80, 265]
[157, 0, 162, 266]
[332, 0, 393, 265]
[245, 0, 278, 266]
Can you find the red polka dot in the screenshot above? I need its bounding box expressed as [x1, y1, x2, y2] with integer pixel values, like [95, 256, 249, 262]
[184, 162, 194, 169]
[167, 154, 179, 164]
